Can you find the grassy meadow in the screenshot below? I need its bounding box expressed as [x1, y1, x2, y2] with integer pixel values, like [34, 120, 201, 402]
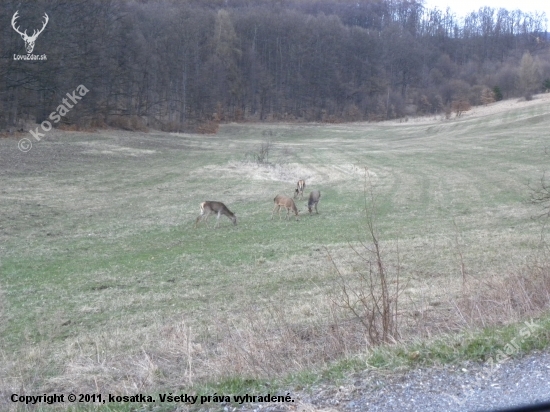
[1, 96, 550, 409]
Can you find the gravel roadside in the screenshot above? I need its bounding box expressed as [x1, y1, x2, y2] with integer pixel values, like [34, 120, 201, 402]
[228, 350, 550, 412]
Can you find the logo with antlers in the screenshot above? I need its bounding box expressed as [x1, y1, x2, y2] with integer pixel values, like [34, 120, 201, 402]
[11, 10, 49, 54]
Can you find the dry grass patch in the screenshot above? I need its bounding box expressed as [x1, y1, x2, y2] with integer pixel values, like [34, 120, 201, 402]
[2, 247, 550, 405]
[454, 257, 550, 328]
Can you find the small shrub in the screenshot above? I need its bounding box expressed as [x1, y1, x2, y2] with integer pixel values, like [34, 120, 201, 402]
[248, 140, 272, 164]
[493, 86, 503, 101]
[469, 85, 486, 106]
[480, 87, 496, 106]
[451, 100, 471, 117]
[161, 120, 183, 133]
[57, 123, 79, 131]
[322, 114, 339, 123]
[417, 95, 431, 114]
[444, 104, 452, 119]
[343, 104, 363, 121]
[106, 115, 148, 132]
[196, 120, 219, 134]
[90, 116, 107, 129]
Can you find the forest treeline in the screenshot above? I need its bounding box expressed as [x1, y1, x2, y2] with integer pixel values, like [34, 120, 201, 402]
[1, 0, 549, 132]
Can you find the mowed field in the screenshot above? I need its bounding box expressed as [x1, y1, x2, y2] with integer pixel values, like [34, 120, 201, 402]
[1, 96, 550, 407]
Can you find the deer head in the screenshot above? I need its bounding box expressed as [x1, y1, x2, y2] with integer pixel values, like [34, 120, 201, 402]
[12, 11, 49, 54]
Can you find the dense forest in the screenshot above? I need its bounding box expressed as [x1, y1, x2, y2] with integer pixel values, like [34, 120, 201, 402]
[1, 0, 549, 132]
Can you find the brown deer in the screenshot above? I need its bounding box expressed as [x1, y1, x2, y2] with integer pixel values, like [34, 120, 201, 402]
[307, 190, 321, 214]
[195, 201, 237, 228]
[294, 180, 306, 199]
[272, 195, 299, 221]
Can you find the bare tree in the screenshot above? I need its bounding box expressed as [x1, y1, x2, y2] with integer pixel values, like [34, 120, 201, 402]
[481, 87, 496, 106]
[519, 51, 542, 100]
[2, 0, 550, 130]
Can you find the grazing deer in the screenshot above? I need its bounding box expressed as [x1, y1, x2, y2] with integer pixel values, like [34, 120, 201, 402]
[294, 180, 306, 199]
[195, 201, 237, 228]
[307, 190, 321, 214]
[272, 195, 299, 221]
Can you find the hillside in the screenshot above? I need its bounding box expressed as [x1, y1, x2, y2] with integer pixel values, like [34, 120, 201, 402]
[1, 95, 550, 410]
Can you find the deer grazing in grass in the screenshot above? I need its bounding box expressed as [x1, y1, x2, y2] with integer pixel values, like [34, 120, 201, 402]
[272, 195, 299, 221]
[307, 190, 321, 215]
[294, 179, 306, 199]
[195, 201, 237, 228]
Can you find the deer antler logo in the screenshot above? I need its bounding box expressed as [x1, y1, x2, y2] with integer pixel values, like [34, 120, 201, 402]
[11, 10, 49, 54]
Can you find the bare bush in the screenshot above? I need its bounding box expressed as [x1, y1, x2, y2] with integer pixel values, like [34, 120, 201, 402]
[452, 100, 471, 117]
[242, 140, 290, 166]
[246, 140, 273, 165]
[57, 118, 104, 132]
[481, 87, 496, 106]
[160, 120, 183, 133]
[257, 140, 272, 164]
[90, 116, 107, 129]
[106, 115, 148, 132]
[529, 169, 550, 218]
[343, 104, 363, 121]
[328, 169, 401, 346]
[444, 104, 452, 119]
[57, 123, 80, 132]
[196, 120, 219, 134]
[494, 64, 519, 99]
[519, 51, 542, 101]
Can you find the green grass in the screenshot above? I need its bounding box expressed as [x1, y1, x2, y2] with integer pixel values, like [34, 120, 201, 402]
[357, 315, 550, 371]
[1, 97, 550, 409]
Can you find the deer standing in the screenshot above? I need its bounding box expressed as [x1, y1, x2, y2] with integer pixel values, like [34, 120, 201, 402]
[195, 201, 237, 228]
[294, 180, 306, 199]
[11, 11, 49, 54]
[272, 195, 299, 221]
[307, 190, 321, 214]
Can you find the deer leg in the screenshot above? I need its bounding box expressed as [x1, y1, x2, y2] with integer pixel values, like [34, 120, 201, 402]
[199, 210, 213, 228]
[271, 205, 279, 220]
[195, 210, 206, 228]
[273, 205, 283, 220]
[215, 210, 221, 228]
[195, 214, 202, 228]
